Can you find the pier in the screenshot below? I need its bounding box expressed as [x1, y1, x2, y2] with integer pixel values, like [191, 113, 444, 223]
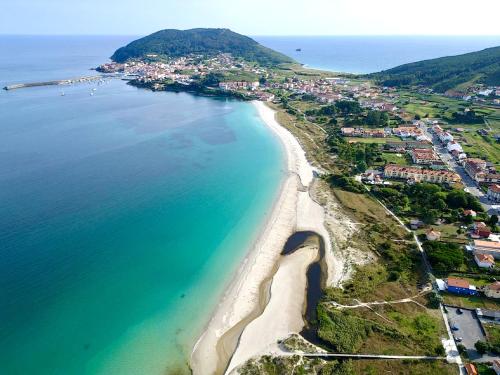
[3, 75, 104, 91]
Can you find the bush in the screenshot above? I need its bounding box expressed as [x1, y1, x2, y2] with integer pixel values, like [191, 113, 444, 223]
[423, 241, 465, 273]
[457, 344, 467, 356]
[474, 340, 490, 355]
[317, 306, 373, 352]
[328, 174, 365, 194]
[427, 291, 443, 309]
[434, 345, 445, 356]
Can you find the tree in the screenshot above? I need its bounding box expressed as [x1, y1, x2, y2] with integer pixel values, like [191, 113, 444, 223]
[489, 214, 499, 227]
[457, 344, 467, 357]
[424, 241, 465, 273]
[318, 105, 336, 116]
[422, 209, 439, 225]
[463, 214, 474, 225]
[335, 100, 361, 116]
[365, 110, 389, 127]
[201, 72, 223, 87]
[434, 345, 445, 356]
[427, 291, 443, 309]
[474, 340, 490, 355]
[447, 190, 468, 209]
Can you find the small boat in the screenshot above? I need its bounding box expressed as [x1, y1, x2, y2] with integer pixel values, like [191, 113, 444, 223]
[60, 91, 65, 96]
[296, 48, 302, 52]
[90, 92, 94, 96]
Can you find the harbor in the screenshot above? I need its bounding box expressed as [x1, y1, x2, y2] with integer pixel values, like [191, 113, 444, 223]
[3, 75, 109, 90]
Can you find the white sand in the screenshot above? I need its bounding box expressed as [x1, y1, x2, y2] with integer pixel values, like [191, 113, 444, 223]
[190, 101, 333, 375]
[227, 242, 319, 373]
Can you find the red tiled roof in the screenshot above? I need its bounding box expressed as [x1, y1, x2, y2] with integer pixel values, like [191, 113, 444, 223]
[465, 363, 478, 375]
[475, 253, 494, 264]
[474, 240, 500, 249]
[489, 184, 500, 193]
[488, 281, 500, 291]
[447, 277, 470, 289]
[384, 165, 459, 179]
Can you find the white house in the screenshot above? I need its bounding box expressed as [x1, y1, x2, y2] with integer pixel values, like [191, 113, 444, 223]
[447, 141, 463, 153]
[439, 132, 454, 143]
[487, 184, 500, 203]
[485, 283, 500, 300]
[463, 210, 477, 217]
[493, 359, 500, 375]
[426, 229, 441, 241]
[474, 253, 495, 268]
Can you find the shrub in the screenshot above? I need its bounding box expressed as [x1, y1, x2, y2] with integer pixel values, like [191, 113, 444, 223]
[423, 241, 465, 273]
[434, 345, 445, 356]
[427, 291, 443, 309]
[317, 306, 373, 352]
[474, 340, 490, 355]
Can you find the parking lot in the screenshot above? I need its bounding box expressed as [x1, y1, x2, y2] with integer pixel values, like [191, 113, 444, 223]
[446, 306, 486, 360]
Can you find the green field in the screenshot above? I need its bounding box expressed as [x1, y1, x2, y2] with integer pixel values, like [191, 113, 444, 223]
[380, 152, 410, 165]
[345, 136, 399, 144]
[443, 292, 500, 310]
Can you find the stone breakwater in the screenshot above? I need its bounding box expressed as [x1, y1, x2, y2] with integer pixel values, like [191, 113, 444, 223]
[3, 75, 105, 90]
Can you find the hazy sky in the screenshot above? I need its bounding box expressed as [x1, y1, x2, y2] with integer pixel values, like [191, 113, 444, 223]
[2, 0, 500, 36]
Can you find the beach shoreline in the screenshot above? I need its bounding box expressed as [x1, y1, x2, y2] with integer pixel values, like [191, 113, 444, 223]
[190, 100, 332, 374]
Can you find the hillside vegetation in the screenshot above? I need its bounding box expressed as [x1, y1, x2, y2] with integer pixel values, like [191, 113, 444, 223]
[369, 46, 500, 92]
[111, 28, 294, 66]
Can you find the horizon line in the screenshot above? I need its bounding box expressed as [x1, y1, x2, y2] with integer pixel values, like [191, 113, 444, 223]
[1, 33, 500, 38]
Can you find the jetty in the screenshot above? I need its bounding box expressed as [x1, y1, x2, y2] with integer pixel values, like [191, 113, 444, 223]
[3, 75, 104, 91]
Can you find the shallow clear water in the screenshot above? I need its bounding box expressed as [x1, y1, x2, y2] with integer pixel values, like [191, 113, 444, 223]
[2, 34, 499, 375]
[0, 36, 284, 374]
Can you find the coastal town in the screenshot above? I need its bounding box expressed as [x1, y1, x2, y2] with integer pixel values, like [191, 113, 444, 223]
[94, 51, 500, 374]
[3, 0, 500, 371]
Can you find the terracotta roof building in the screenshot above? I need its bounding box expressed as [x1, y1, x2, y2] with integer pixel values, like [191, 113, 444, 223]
[384, 165, 460, 184]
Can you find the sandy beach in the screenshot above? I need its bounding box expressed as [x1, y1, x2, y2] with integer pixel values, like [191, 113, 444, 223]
[190, 101, 336, 374]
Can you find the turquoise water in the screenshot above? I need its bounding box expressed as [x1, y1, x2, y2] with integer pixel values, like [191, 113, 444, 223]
[0, 37, 284, 374]
[3, 34, 499, 375]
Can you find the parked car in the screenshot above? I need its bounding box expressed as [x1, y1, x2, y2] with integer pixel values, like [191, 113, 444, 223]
[452, 325, 459, 331]
[454, 337, 463, 342]
[457, 308, 463, 314]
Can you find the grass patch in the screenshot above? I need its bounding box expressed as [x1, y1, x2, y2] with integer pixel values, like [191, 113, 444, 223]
[332, 189, 407, 237]
[380, 152, 411, 165]
[484, 324, 500, 352]
[461, 131, 500, 167]
[351, 359, 458, 375]
[317, 303, 445, 356]
[345, 136, 399, 144]
[442, 292, 500, 310]
[475, 362, 496, 375]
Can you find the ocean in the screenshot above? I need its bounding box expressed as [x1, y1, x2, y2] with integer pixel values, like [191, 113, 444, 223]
[255, 35, 500, 73]
[0, 36, 284, 374]
[1, 34, 499, 375]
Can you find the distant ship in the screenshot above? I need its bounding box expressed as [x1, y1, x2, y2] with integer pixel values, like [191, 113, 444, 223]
[296, 48, 302, 52]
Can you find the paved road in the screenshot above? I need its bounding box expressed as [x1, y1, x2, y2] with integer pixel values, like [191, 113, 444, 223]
[429, 128, 492, 212]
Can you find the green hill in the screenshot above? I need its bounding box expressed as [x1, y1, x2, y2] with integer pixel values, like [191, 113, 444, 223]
[368, 46, 500, 92]
[111, 28, 294, 66]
